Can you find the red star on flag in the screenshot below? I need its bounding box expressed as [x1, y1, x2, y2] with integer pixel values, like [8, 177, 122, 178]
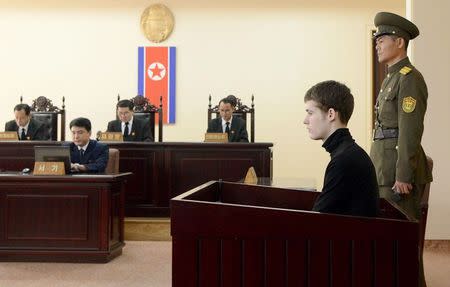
[150, 64, 163, 78]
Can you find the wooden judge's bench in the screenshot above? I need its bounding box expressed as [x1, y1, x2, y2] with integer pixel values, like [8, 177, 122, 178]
[0, 141, 273, 217]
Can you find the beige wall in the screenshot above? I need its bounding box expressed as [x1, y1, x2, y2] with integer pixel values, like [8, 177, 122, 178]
[12, 1, 450, 235]
[411, 0, 450, 239]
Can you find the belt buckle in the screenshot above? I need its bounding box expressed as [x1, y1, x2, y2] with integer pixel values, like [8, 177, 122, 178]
[373, 128, 384, 140]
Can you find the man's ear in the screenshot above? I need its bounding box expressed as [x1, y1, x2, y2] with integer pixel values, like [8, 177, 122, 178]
[396, 37, 406, 50]
[327, 108, 337, 122]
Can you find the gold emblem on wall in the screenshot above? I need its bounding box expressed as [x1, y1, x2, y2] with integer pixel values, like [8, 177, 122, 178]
[140, 4, 174, 43]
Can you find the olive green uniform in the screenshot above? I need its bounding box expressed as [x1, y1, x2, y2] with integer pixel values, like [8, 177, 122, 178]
[370, 56, 432, 287]
[370, 57, 432, 220]
[371, 12, 432, 287]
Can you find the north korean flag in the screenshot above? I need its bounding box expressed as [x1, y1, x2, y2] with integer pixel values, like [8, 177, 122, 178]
[138, 46, 176, 124]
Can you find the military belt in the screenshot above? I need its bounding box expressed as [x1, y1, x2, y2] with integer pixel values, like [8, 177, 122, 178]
[373, 128, 399, 140]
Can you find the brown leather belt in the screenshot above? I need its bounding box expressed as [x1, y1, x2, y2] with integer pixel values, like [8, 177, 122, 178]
[373, 128, 399, 140]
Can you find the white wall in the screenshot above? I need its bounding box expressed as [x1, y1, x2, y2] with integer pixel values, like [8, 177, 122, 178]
[12, 1, 450, 236]
[411, 0, 450, 239]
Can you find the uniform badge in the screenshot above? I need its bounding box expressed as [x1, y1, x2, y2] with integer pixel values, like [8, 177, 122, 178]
[402, 96, 416, 113]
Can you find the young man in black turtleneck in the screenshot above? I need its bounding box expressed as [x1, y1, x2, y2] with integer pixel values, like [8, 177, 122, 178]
[303, 80, 379, 217]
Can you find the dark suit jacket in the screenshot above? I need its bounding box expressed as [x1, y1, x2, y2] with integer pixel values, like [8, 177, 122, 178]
[207, 116, 249, 143]
[4, 118, 50, 141]
[106, 118, 153, 142]
[68, 140, 109, 173]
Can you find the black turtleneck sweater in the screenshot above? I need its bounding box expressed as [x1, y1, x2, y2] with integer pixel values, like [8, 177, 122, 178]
[312, 128, 379, 217]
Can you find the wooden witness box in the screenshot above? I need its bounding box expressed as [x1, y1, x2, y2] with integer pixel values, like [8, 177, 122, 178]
[0, 132, 18, 141]
[204, 132, 228, 143]
[98, 132, 123, 142]
[171, 181, 420, 287]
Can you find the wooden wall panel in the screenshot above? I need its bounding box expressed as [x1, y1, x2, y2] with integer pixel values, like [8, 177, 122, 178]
[6, 194, 89, 241]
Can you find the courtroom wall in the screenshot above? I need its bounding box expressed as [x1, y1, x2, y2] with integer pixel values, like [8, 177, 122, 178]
[411, 0, 450, 239]
[3, 0, 437, 228]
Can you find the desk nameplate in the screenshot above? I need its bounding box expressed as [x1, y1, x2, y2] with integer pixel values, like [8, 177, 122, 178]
[0, 132, 18, 141]
[99, 132, 123, 142]
[33, 161, 65, 175]
[204, 133, 228, 143]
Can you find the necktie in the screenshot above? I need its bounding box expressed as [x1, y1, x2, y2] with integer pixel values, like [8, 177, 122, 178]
[124, 122, 129, 136]
[79, 149, 85, 161]
[225, 122, 230, 138]
[21, 128, 26, 140]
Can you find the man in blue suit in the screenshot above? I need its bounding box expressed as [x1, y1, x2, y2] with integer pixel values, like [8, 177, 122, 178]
[69, 117, 108, 173]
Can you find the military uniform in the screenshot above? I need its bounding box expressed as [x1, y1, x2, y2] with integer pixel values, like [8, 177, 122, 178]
[370, 12, 432, 287]
[370, 56, 432, 216]
[370, 12, 432, 218]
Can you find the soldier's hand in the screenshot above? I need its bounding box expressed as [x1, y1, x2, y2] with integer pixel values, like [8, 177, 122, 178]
[392, 181, 413, 194]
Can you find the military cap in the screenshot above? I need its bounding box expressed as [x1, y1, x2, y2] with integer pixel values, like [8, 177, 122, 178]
[373, 12, 419, 40]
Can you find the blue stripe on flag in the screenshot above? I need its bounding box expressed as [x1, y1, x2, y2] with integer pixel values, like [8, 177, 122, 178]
[138, 47, 144, 96]
[169, 47, 176, 123]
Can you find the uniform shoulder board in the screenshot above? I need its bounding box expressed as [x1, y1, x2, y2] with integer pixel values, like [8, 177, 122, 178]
[399, 66, 412, 75]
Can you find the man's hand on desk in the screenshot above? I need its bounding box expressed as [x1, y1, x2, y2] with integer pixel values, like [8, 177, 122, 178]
[71, 163, 87, 172]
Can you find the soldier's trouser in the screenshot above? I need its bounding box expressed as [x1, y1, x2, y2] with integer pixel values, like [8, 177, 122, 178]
[379, 185, 426, 287]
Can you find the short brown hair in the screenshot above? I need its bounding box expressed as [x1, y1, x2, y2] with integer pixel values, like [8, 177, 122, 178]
[304, 80, 354, 124]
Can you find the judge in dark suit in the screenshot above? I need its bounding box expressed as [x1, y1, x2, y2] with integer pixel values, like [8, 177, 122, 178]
[106, 99, 153, 142]
[68, 117, 108, 173]
[207, 97, 249, 142]
[4, 104, 50, 141]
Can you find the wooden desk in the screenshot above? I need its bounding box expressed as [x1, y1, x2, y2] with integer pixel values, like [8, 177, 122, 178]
[0, 173, 130, 263]
[0, 141, 273, 216]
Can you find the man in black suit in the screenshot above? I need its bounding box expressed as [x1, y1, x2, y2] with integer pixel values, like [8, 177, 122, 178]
[69, 117, 108, 173]
[207, 97, 249, 142]
[4, 104, 50, 141]
[106, 99, 153, 142]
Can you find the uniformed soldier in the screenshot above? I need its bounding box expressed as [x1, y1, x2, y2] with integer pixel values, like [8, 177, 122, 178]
[370, 12, 432, 287]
